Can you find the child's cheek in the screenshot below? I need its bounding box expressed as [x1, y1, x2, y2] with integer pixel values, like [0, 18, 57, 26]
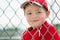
[26, 17, 34, 26]
[40, 16, 44, 20]
[26, 17, 32, 24]
[39, 14, 46, 21]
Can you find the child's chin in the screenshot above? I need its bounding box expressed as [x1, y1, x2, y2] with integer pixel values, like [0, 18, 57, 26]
[32, 26, 40, 29]
[31, 24, 40, 28]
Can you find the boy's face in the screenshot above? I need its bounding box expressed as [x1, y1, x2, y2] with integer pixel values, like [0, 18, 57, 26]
[24, 4, 49, 29]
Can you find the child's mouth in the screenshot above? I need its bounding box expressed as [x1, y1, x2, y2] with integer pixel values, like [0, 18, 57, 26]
[33, 20, 39, 22]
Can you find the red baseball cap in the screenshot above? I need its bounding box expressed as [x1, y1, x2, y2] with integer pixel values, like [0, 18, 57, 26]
[21, 0, 48, 11]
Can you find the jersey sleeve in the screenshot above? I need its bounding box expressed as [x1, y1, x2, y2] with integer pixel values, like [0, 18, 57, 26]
[49, 25, 60, 40]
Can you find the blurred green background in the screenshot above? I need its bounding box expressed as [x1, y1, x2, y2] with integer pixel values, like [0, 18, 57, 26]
[0, 24, 60, 40]
[55, 24, 60, 33]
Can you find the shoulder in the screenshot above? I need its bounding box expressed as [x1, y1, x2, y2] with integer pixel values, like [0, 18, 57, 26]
[23, 27, 33, 35]
[22, 27, 32, 40]
[44, 21, 60, 40]
[44, 21, 57, 34]
[48, 24, 57, 34]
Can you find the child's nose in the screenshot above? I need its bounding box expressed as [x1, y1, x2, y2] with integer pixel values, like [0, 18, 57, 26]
[32, 13, 38, 18]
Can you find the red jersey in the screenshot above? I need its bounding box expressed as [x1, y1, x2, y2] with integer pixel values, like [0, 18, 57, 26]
[22, 21, 60, 40]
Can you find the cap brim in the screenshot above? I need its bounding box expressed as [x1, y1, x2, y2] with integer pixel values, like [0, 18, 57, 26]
[21, 1, 42, 9]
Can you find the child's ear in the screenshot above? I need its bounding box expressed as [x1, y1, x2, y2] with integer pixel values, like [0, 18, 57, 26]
[46, 10, 50, 18]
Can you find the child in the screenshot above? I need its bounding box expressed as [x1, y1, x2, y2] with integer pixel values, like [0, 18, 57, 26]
[21, 0, 60, 40]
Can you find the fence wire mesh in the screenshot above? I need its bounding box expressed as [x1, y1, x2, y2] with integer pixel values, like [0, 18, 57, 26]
[0, 0, 60, 40]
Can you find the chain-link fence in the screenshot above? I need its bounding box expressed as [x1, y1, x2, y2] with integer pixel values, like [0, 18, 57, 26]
[0, 0, 60, 40]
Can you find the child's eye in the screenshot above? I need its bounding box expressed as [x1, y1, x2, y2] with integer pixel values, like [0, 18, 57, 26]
[37, 11, 41, 14]
[27, 13, 32, 15]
